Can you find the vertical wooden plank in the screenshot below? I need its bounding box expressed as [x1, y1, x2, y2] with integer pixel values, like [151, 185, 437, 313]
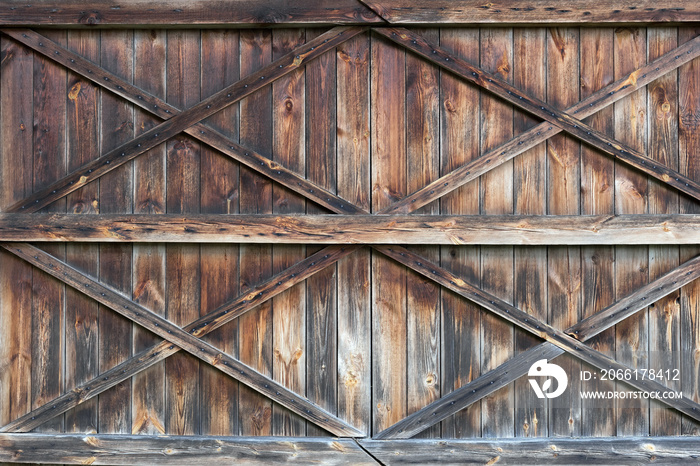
[32, 29, 66, 434]
[165, 29, 200, 436]
[0, 34, 33, 434]
[546, 27, 581, 438]
[238, 29, 273, 437]
[131, 29, 167, 436]
[647, 27, 681, 437]
[306, 27, 338, 438]
[99, 29, 134, 435]
[614, 27, 649, 437]
[679, 24, 700, 436]
[405, 27, 441, 440]
[512, 27, 547, 439]
[438, 28, 481, 439]
[271, 28, 306, 437]
[371, 31, 406, 435]
[199, 29, 240, 437]
[64, 29, 99, 434]
[479, 27, 514, 439]
[579, 27, 616, 438]
[336, 32, 371, 436]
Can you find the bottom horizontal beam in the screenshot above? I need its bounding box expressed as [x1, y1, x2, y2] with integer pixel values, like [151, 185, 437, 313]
[1, 213, 700, 244]
[0, 434, 375, 465]
[359, 437, 700, 465]
[2, 434, 699, 465]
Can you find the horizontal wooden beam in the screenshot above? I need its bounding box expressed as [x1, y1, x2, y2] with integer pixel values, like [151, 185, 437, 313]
[0, 0, 382, 26]
[0, 434, 375, 465]
[359, 436, 700, 465]
[0, 1, 697, 26]
[2, 214, 700, 244]
[362, 1, 700, 24]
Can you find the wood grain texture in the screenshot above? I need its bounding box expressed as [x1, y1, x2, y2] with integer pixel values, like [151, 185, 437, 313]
[438, 27, 481, 439]
[362, 1, 700, 24]
[0, 0, 382, 26]
[370, 30, 407, 435]
[360, 436, 700, 465]
[0, 433, 376, 465]
[98, 28, 134, 435]
[336, 32, 372, 435]
[131, 28, 167, 437]
[199, 28, 240, 437]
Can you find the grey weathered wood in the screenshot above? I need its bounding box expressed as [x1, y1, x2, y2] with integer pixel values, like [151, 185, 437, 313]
[0, 243, 361, 437]
[377, 28, 700, 210]
[381, 31, 700, 215]
[4, 26, 366, 214]
[374, 252, 700, 439]
[3, 27, 365, 216]
[1, 214, 700, 244]
[361, 1, 700, 24]
[0, 433, 375, 465]
[360, 436, 700, 465]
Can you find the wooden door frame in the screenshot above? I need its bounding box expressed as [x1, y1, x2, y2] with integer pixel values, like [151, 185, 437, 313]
[1, 1, 700, 463]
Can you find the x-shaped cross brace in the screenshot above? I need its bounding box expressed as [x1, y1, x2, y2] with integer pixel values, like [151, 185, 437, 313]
[2, 26, 700, 438]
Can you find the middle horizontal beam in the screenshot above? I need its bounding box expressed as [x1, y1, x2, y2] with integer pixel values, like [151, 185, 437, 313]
[3, 214, 700, 244]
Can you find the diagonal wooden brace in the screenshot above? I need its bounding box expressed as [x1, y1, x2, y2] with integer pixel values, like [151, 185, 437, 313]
[1, 243, 362, 437]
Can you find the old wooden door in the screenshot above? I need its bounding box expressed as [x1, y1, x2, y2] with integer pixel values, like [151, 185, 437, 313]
[1, 1, 700, 464]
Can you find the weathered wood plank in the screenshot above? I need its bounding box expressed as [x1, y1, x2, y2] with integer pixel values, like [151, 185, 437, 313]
[5, 26, 365, 214]
[0, 434, 375, 465]
[3, 243, 364, 438]
[98, 28, 134, 435]
[238, 29, 274, 437]
[336, 32, 372, 435]
[479, 27, 514, 439]
[0, 244, 356, 434]
[579, 26, 616, 438]
[64, 29, 99, 435]
[370, 30, 407, 435]
[373, 248, 700, 439]
[199, 28, 240, 437]
[376, 28, 700, 205]
[0, 0, 382, 26]
[438, 27, 481, 439]
[361, 1, 700, 24]
[405, 27, 441, 439]
[360, 436, 700, 465]
[381, 31, 700, 215]
[0, 33, 33, 438]
[512, 27, 547, 439]
[305, 27, 338, 437]
[271, 28, 307, 436]
[31, 29, 67, 434]
[4, 214, 700, 244]
[131, 28, 167, 436]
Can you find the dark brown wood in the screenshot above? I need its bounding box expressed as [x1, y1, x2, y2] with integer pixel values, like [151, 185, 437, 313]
[361, 1, 700, 24]
[360, 436, 700, 465]
[4, 26, 366, 214]
[381, 32, 700, 215]
[375, 252, 700, 439]
[0, 0, 382, 26]
[0, 244, 360, 436]
[2, 28, 367, 216]
[0, 433, 375, 465]
[376, 28, 700, 209]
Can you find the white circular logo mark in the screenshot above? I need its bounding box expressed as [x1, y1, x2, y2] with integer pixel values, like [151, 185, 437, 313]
[528, 359, 568, 399]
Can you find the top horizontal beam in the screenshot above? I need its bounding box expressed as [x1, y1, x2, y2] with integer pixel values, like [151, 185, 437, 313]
[0, 0, 698, 26]
[0, 0, 382, 26]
